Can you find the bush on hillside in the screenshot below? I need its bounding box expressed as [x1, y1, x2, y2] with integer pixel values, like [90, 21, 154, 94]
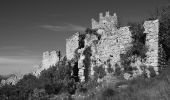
[93, 65, 106, 79]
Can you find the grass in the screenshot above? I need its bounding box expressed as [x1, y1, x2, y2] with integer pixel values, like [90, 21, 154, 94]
[71, 66, 170, 100]
[33, 66, 170, 100]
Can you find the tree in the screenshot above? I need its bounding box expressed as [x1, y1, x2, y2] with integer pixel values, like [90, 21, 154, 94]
[15, 74, 40, 99]
[93, 65, 106, 79]
[57, 51, 62, 61]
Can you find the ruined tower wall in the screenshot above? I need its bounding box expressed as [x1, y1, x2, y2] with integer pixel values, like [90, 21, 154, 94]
[95, 26, 132, 65]
[90, 12, 132, 77]
[66, 33, 79, 60]
[92, 11, 117, 32]
[143, 20, 159, 74]
[65, 11, 161, 81]
[50, 51, 59, 66]
[117, 26, 132, 54]
[33, 50, 60, 77]
[84, 34, 98, 46]
[42, 51, 50, 69]
[96, 36, 119, 62]
[42, 50, 59, 69]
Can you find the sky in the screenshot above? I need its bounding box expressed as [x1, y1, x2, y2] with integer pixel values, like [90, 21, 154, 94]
[0, 0, 169, 75]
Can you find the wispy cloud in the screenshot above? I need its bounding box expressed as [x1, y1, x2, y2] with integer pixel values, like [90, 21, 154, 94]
[0, 46, 25, 50]
[0, 46, 39, 57]
[41, 23, 86, 32]
[0, 56, 38, 64]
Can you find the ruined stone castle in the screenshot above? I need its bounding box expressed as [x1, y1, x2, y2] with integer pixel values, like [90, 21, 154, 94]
[33, 50, 60, 76]
[66, 11, 162, 82]
[33, 11, 164, 82]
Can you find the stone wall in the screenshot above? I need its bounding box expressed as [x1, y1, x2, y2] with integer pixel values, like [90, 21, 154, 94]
[42, 50, 59, 69]
[91, 12, 131, 60]
[96, 36, 119, 62]
[143, 20, 159, 75]
[88, 12, 132, 78]
[92, 11, 117, 33]
[66, 11, 161, 81]
[66, 33, 79, 60]
[32, 50, 60, 76]
[117, 26, 132, 54]
[84, 34, 98, 46]
[65, 12, 133, 81]
[96, 26, 132, 62]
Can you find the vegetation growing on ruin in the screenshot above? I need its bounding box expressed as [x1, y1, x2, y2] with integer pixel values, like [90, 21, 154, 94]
[1, 5, 170, 100]
[93, 65, 106, 79]
[83, 46, 92, 82]
[85, 28, 101, 40]
[128, 22, 147, 58]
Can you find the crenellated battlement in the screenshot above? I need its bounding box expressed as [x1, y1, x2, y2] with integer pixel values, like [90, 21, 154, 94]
[92, 11, 118, 31]
[34, 11, 162, 81]
[66, 11, 161, 81]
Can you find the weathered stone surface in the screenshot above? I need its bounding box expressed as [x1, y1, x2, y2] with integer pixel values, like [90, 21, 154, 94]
[66, 33, 79, 60]
[65, 11, 161, 81]
[42, 50, 59, 69]
[92, 11, 117, 32]
[33, 50, 60, 76]
[144, 20, 159, 75]
[66, 12, 133, 81]
[84, 34, 98, 46]
[94, 26, 132, 74]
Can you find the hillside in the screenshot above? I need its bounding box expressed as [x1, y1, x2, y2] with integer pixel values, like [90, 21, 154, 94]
[0, 4, 170, 100]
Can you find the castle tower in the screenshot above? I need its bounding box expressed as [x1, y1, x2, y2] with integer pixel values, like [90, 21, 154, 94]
[42, 51, 50, 69]
[91, 11, 118, 32]
[143, 20, 159, 75]
[42, 50, 59, 69]
[50, 50, 59, 66]
[66, 32, 79, 60]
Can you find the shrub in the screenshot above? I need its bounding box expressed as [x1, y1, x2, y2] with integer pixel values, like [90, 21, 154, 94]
[114, 64, 122, 76]
[93, 65, 106, 79]
[83, 46, 92, 82]
[107, 59, 114, 73]
[77, 86, 88, 94]
[45, 82, 62, 95]
[31, 88, 48, 100]
[102, 88, 117, 97]
[148, 67, 156, 77]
